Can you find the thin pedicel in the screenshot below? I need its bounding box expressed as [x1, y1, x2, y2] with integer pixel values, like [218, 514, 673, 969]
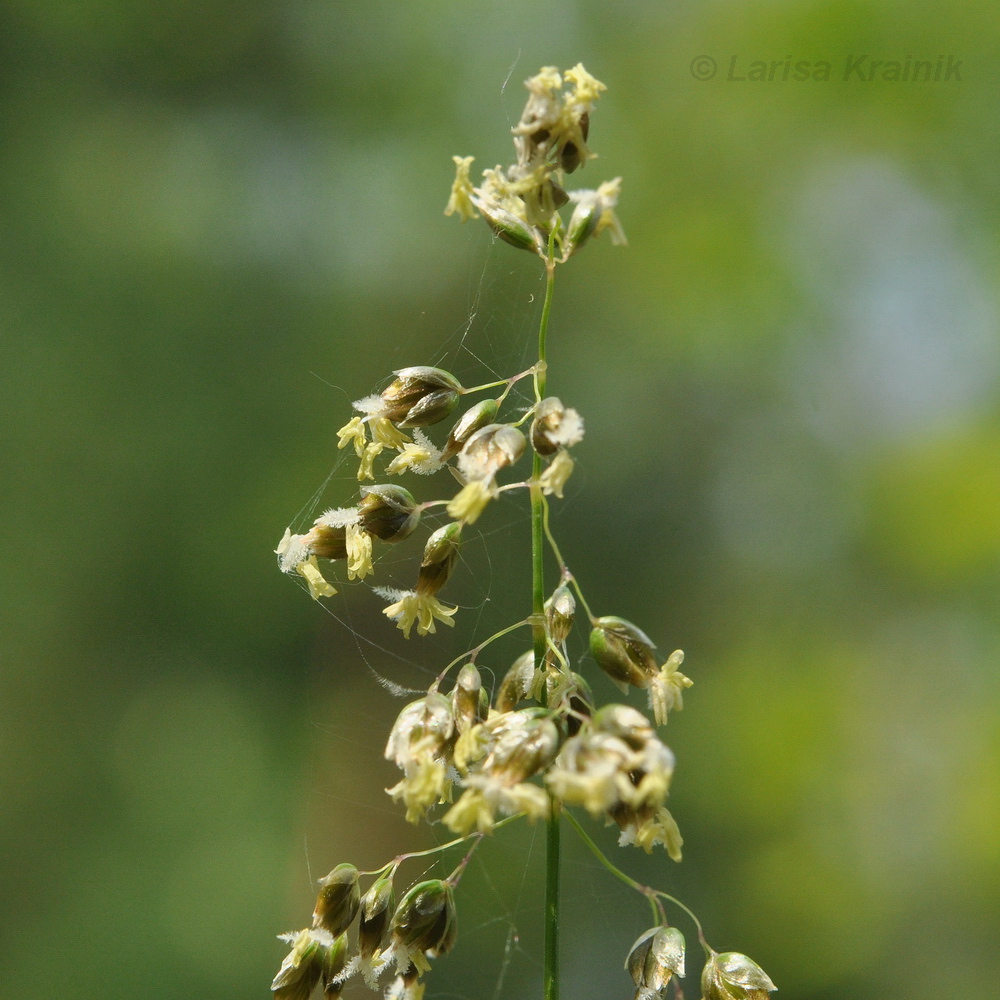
[271, 63, 775, 1000]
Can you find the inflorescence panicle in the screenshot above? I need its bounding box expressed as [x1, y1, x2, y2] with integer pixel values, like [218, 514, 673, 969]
[272, 63, 775, 1000]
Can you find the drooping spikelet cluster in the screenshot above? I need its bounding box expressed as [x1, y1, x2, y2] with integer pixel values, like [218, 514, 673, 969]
[446, 63, 625, 260]
[378, 582, 688, 854]
[272, 63, 776, 1000]
[272, 860, 458, 1000]
[275, 359, 583, 636]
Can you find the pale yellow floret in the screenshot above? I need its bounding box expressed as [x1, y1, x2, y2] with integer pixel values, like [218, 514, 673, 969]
[623, 807, 683, 860]
[548, 407, 585, 448]
[507, 163, 554, 199]
[274, 927, 332, 984]
[631, 766, 673, 809]
[549, 765, 619, 817]
[445, 155, 479, 221]
[274, 527, 293, 557]
[337, 416, 367, 457]
[385, 444, 423, 475]
[545, 735, 631, 816]
[447, 479, 496, 523]
[442, 788, 495, 835]
[564, 63, 607, 106]
[538, 449, 574, 498]
[274, 929, 309, 978]
[385, 437, 441, 476]
[383, 591, 458, 638]
[649, 650, 693, 726]
[276, 528, 317, 575]
[504, 782, 550, 821]
[526, 65, 563, 94]
[594, 177, 627, 245]
[296, 556, 337, 600]
[370, 416, 410, 449]
[453, 724, 489, 773]
[478, 165, 526, 217]
[443, 780, 549, 836]
[345, 522, 374, 580]
[358, 442, 384, 481]
[387, 754, 450, 823]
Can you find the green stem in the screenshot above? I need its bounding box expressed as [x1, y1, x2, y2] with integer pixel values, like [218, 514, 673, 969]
[432, 618, 531, 689]
[541, 496, 596, 623]
[532, 249, 558, 1000]
[544, 798, 561, 998]
[531, 255, 556, 670]
[358, 815, 523, 877]
[564, 810, 713, 953]
[445, 833, 484, 885]
[462, 363, 539, 398]
[563, 809, 647, 890]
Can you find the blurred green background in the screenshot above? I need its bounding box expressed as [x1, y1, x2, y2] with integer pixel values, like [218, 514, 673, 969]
[3, 1, 998, 998]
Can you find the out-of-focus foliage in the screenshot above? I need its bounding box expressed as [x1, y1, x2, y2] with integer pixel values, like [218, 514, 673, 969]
[2, 3, 998, 999]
